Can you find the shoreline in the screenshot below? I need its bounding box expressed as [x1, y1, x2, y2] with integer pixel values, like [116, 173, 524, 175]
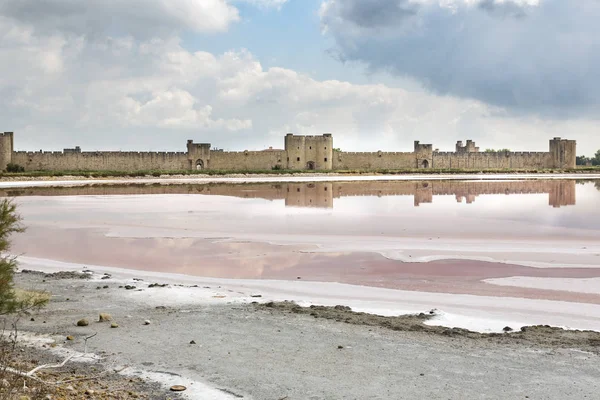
[0, 172, 599, 189]
[15, 256, 600, 333]
[12, 265, 600, 399]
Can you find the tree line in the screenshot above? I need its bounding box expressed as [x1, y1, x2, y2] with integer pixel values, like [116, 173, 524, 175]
[576, 150, 600, 166]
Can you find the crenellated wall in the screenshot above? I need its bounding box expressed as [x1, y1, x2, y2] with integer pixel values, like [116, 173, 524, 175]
[332, 151, 415, 170]
[432, 151, 553, 169]
[209, 150, 287, 170]
[11, 150, 189, 171]
[2, 132, 577, 172]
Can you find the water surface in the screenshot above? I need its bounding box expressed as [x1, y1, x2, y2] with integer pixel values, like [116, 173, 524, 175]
[5, 179, 600, 303]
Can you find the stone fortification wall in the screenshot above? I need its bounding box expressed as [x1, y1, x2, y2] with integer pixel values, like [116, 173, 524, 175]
[332, 151, 416, 170]
[432, 151, 553, 169]
[11, 151, 189, 171]
[209, 150, 286, 170]
[4, 132, 576, 172]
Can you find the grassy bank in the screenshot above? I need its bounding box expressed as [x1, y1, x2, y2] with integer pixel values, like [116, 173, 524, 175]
[0, 166, 599, 179]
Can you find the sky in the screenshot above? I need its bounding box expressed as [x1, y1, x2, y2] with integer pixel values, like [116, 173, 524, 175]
[0, 0, 599, 155]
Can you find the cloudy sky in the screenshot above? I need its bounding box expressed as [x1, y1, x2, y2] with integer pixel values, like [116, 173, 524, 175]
[1, 0, 598, 155]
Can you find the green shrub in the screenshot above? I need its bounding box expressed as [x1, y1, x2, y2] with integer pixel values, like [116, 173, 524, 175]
[0, 200, 47, 315]
[5, 163, 24, 173]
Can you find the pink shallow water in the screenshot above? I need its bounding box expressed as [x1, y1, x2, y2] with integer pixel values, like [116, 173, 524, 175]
[6, 179, 600, 303]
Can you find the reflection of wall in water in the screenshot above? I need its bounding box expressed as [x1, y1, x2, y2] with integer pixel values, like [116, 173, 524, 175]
[1, 180, 577, 209]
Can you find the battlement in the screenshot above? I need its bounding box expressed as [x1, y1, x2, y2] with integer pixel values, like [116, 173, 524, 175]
[285, 133, 332, 138]
[338, 151, 414, 156]
[4, 132, 577, 172]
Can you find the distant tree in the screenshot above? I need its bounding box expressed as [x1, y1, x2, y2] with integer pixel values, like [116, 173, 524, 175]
[576, 156, 591, 166]
[333, 148, 341, 152]
[594, 150, 600, 166]
[485, 148, 511, 153]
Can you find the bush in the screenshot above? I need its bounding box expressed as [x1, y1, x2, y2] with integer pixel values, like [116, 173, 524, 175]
[5, 163, 24, 173]
[0, 200, 26, 315]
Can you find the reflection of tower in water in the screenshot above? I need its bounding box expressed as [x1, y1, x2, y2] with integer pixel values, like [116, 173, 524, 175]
[285, 183, 334, 208]
[0, 180, 579, 209]
[284, 180, 577, 209]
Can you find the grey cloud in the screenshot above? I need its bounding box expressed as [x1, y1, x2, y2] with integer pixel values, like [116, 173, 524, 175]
[335, 0, 419, 28]
[478, 0, 527, 19]
[321, 0, 600, 115]
[0, 0, 239, 37]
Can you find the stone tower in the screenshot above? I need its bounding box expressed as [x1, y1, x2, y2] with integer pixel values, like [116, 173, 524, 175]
[549, 137, 576, 169]
[187, 140, 211, 170]
[0, 132, 14, 171]
[284, 134, 333, 170]
[414, 141, 433, 169]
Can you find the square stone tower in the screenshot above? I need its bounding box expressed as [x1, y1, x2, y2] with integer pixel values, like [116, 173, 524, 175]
[0, 132, 14, 171]
[549, 137, 576, 169]
[284, 134, 333, 170]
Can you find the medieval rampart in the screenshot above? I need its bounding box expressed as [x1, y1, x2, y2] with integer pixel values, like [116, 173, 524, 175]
[431, 151, 553, 169]
[11, 151, 188, 171]
[332, 151, 415, 170]
[209, 150, 286, 170]
[1, 132, 576, 172]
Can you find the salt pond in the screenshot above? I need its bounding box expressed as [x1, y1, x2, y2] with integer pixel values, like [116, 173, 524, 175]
[4, 177, 600, 331]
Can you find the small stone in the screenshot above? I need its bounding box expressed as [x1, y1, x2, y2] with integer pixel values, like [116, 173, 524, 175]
[77, 319, 89, 327]
[65, 385, 75, 391]
[85, 389, 95, 395]
[103, 285, 109, 289]
[144, 320, 151, 325]
[111, 323, 119, 328]
[420, 373, 425, 376]
[99, 313, 112, 322]
[170, 385, 186, 392]
[337, 345, 344, 349]
[250, 294, 262, 298]
[190, 340, 196, 344]
[124, 285, 136, 290]
[30, 317, 35, 322]
[66, 336, 74, 341]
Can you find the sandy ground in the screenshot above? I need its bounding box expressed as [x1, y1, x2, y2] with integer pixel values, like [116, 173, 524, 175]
[12, 269, 600, 400]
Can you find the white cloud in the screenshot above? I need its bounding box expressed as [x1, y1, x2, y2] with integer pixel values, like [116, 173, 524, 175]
[0, 0, 598, 156]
